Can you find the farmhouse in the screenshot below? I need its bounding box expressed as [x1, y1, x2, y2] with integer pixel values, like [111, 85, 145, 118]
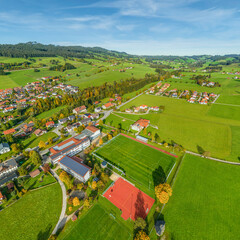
[131, 119, 150, 131]
[58, 155, 91, 183]
[73, 105, 87, 114]
[0, 143, 10, 154]
[50, 135, 90, 164]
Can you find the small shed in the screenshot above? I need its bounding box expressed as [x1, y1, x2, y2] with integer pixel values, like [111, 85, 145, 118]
[101, 161, 107, 169]
[136, 135, 148, 143]
[93, 177, 99, 182]
[29, 169, 41, 178]
[155, 220, 165, 236]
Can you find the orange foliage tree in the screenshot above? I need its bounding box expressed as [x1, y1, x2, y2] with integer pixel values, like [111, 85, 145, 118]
[155, 183, 172, 204]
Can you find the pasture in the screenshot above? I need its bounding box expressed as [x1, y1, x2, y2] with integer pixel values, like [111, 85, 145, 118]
[95, 134, 176, 196]
[0, 183, 62, 240]
[163, 154, 240, 240]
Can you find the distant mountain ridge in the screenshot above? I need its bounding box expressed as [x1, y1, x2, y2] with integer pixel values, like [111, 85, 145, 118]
[0, 42, 130, 59]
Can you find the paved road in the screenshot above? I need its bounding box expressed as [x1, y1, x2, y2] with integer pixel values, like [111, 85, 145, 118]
[186, 151, 240, 165]
[51, 169, 67, 235]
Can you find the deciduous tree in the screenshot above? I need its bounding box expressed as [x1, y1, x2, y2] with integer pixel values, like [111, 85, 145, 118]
[134, 230, 150, 240]
[73, 197, 80, 207]
[155, 183, 172, 204]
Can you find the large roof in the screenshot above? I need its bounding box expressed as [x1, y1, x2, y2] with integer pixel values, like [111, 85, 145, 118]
[59, 156, 91, 177]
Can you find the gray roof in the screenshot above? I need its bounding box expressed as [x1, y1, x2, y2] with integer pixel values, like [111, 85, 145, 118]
[0, 143, 10, 150]
[59, 156, 91, 177]
[0, 159, 17, 170]
[155, 220, 165, 236]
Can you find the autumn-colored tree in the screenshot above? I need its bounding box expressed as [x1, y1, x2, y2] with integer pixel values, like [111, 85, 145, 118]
[143, 128, 147, 135]
[11, 143, 21, 154]
[38, 140, 46, 149]
[100, 172, 109, 183]
[92, 181, 97, 190]
[59, 171, 73, 189]
[30, 151, 42, 165]
[98, 120, 103, 126]
[73, 197, 80, 207]
[108, 134, 112, 140]
[59, 113, 64, 119]
[134, 230, 150, 240]
[77, 183, 84, 190]
[48, 137, 53, 145]
[84, 199, 90, 208]
[163, 142, 168, 148]
[155, 183, 172, 204]
[203, 151, 210, 158]
[68, 206, 73, 212]
[99, 138, 103, 145]
[42, 163, 50, 173]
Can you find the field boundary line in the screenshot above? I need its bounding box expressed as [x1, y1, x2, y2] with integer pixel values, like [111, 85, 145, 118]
[120, 133, 178, 158]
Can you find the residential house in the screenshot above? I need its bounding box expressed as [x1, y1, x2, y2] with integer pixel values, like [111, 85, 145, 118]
[95, 107, 102, 113]
[102, 102, 114, 109]
[131, 119, 150, 131]
[79, 118, 91, 126]
[29, 169, 41, 178]
[73, 105, 87, 114]
[0, 143, 10, 154]
[58, 118, 68, 124]
[150, 106, 159, 111]
[46, 121, 55, 128]
[58, 156, 91, 183]
[81, 125, 101, 141]
[34, 129, 47, 137]
[0, 191, 4, 201]
[0, 159, 18, 186]
[68, 115, 75, 121]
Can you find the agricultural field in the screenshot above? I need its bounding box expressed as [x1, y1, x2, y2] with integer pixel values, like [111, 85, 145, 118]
[95, 134, 176, 196]
[0, 183, 62, 240]
[58, 197, 133, 240]
[111, 85, 240, 160]
[163, 154, 240, 240]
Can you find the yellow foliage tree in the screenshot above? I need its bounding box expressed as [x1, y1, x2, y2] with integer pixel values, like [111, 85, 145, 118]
[38, 140, 46, 149]
[134, 230, 150, 240]
[108, 134, 112, 140]
[84, 199, 90, 208]
[92, 181, 97, 190]
[73, 197, 80, 207]
[99, 138, 103, 145]
[155, 183, 172, 204]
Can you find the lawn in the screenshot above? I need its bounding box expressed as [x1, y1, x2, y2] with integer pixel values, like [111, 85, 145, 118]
[23, 131, 58, 149]
[36, 106, 66, 120]
[95, 135, 176, 196]
[58, 197, 132, 240]
[0, 183, 62, 240]
[163, 154, 240, 240]
[23, 172, 56, 190]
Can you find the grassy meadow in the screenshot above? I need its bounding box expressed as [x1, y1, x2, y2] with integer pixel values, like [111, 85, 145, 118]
[58, 197, 133, 240]
[163, 154, 240, 240]
[95, 135, 176, 196]
[0, 183, 62, 240]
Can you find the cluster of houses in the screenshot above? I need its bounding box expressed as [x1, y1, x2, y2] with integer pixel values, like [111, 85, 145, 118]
[146, 83, 171, 96]
[0, 79, 79, 119]
[0, 159, 18, 186]
[3, 121, 35, 137]
[125, 105, 159, 113]
[187, 91, 218, 104]
[222, 71, 240, 75]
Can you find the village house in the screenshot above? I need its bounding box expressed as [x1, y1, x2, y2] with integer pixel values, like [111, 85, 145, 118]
[58, 155, 91, 183]
[102, 102, 114, 109]
[0, 159, 18, 186]
[150, 106, 159, 111]
[33, 129, 47, 137]
[131, 119, 150, 131]
[46, 121, 55, 128]
[58, 118, 68, 124]
[94, 107, 102, 113]
[73, 105, 87, 114]
[0, 143, 10, 154]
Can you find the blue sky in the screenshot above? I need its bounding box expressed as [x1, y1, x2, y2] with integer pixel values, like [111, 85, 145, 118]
[0, 0, 240, 55]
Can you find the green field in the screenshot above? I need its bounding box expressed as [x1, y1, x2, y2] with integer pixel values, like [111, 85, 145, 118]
[163, 154, 240, 240]
[58, 198, 132, 240]
[95, 135, 176, 196]
[0, 183, 62, 240]
[36, 106, 66, 120]
[110, 92, 240, 161]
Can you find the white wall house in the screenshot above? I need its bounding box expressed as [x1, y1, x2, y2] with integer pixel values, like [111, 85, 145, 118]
[0, 143, 10, 155]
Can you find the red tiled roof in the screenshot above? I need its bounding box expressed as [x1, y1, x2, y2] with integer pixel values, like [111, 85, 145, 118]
[3, 128, 16, 135]
[85, 125, 99, 133]
[134, 119, 150, 128]
[46, 121, 54, 127]
[29, 169, 41, 178]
